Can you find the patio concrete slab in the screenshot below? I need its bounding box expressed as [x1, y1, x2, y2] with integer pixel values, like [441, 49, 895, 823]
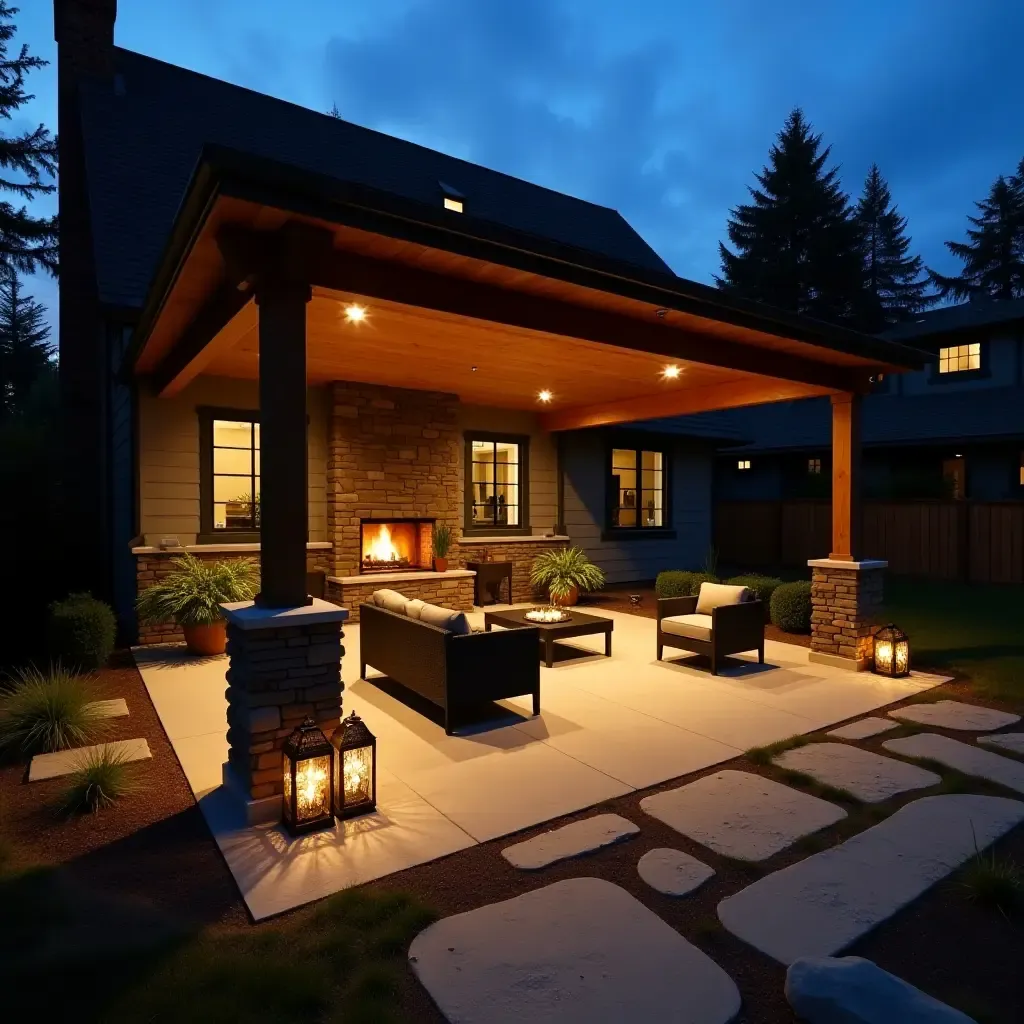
[409, 877, 741, 1024]
[889, 699, 1020, 732]
[502, 814, 639, 870]
[640, 770, 846, 861]
[718, 795, 1024, 964]
[638, 848, 715, 896]
[86, 698, 129, 718]
[28, 738, 151, 782]
[979, 732, 1024, 756]
[774, 742, 941, 803]
[827, 717, 899, 740]
[884, 733, 1024, 794]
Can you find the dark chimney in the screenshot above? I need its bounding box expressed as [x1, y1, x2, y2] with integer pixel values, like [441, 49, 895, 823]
[54, 0, 117, 81]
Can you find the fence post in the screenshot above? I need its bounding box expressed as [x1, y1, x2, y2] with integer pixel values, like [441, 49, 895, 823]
[957, 501, 970, 583]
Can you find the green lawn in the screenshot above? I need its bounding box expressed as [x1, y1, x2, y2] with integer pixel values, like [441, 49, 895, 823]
[883, 579, 1024, 706]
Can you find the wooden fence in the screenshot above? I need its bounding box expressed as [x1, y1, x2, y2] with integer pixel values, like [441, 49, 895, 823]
[714, 500, 1024, 584]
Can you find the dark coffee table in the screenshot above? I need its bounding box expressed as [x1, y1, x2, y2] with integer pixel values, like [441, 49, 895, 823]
[484, 608, 613, 668]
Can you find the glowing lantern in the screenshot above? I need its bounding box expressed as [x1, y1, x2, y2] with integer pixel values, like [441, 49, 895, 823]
[873, 623, 910, 678]
[282, 717, 335, 836]
[332, 711, 377, 819]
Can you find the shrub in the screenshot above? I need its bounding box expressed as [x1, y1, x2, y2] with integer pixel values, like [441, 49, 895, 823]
[770, 580, 812, 633]
[654, 570, 719, 599]
[0, 665, 105, 755]
[136, 553, 260, 627]
[60, 745, 140, 814]
[727, 574, 783, 620]
[530, 547, 605, 601]
[47, 593, 116, 671]
[960, 838, 1021, 916]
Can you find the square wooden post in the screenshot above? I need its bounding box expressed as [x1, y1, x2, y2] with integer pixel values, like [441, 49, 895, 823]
[830, 392, 862, 561]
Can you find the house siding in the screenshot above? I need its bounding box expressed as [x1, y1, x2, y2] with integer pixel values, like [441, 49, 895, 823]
[563, 430, 713, 583]
[136, 375, 329, 545]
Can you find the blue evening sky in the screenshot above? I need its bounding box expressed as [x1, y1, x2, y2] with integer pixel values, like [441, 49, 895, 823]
[16, 0, 1024, 340]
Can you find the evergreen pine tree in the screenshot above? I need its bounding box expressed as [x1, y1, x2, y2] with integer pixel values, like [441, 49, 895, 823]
[717, 108, 861, 324]
[328, 103, 342, 118]
[0, 3, 58, 277]
[0, 270, 53, 418]
[854, 164, 931, 330]
[929, 166, 1024, 301]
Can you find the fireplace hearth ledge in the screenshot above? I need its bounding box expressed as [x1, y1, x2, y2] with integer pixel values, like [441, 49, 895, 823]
[328, 568, 477, 586]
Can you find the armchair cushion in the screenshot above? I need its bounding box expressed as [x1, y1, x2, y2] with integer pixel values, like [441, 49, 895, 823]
[417, 601, 472, 635]
[695, 582, 751, 615]
[660, 613, 714, 642]
[373, 588, 409, 614]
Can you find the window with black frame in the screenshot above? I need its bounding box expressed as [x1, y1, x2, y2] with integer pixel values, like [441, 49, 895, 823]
[202, 413, 261, 534]
[610, 447, 665, 529]
[466, 435, 529, 531]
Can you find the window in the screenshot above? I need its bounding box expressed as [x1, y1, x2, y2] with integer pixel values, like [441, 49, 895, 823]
[938, 343, 981, 374]
[443, 197, 464, 213]
[199, 409, 261, 538]
[737, 459, 751, 471]
[465, 434, 529, 532]
[808, 457, 822, 475]
[1019, 451, 1024, 487]
[610, 447, 666, 529]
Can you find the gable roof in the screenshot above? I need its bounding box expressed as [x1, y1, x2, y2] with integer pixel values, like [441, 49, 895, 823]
[77, 47, 673, 310]
[880, 297, 1024, 344]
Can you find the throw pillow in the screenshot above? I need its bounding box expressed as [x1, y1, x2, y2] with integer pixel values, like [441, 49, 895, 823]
[695, 582, 751, 615]
[373, 589, 409, 615]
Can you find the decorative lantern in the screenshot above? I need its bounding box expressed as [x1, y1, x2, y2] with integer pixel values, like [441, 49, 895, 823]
[332, 711, 377, 819]
[281, 717, 335, 836]
[873, 623, 910, 678]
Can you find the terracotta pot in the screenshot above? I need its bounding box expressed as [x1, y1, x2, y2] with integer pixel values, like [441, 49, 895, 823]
[551, 584, 579, 607]
[434, 556, 449, 573]
[182, 620, 227, 656]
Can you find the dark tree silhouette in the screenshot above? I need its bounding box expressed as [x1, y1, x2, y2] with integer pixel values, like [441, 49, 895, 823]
[0, 2, 58, 278]
[0, 270, 53, 418]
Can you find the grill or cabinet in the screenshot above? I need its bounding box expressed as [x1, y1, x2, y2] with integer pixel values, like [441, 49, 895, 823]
[466, 560, 513, 606]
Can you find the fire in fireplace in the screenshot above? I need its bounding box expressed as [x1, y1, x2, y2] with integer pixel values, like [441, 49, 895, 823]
[360, 519, 434, 573]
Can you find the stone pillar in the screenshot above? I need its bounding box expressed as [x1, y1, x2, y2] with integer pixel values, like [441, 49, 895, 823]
[221, 599, 348, 824]
[808, 558, 887, 671]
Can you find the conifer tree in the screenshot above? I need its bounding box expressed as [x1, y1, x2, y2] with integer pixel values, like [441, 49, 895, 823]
[717, 109, 861, 324]
[0, 270, 53, 417]
[854, 164, 931, 330]
[0, 3, 58, 278]
[929, 165, 1024, 301]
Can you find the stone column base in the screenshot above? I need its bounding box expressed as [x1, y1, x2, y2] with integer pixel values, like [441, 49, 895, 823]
[808, 558, 887, 671]
[221, 598, 348, 812]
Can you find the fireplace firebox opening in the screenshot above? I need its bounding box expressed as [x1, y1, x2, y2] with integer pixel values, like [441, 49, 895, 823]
[360, 518, 435, 573]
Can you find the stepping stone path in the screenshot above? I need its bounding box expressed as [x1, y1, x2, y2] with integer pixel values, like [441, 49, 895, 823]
[774, 742, 940, 803]
[409, 877, 741, 1024]
[889, 699, 1019, 732]
[640, 770, 846, 862]
[87, 698, 129, 719]
[884, 733, 1024, 794]
[827, 717, 898, 741]
[637, 848, 715, 896]
[979, 732, 1024, 756]
[718, 794, 1024, 964]
[501, 814, 639, 870]
[28, 739, 152, 783]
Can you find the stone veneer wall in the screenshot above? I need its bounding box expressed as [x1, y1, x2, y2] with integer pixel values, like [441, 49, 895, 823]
[135, 548, 331, 644]
[459, 538, 570, 603]
[328, 383, 461, 577]
[810, 563, 884, 666]
[225, 617, 343, 800]
[326, 573, 475, 623]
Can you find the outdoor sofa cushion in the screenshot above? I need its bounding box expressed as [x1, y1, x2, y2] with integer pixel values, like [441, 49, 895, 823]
[372, 589, 409, 614]
[660, 613, 714, 642]
[695, 582, 751, 615]
[405, 598, 426, 619]
[417, 602, 472, 635]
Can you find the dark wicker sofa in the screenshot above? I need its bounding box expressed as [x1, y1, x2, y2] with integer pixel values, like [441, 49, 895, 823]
[657, 589, 764, 675]
[360, 603, 540, 734]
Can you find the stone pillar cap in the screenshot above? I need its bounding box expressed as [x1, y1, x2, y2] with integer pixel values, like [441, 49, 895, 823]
[807, 558, 888, 571]
[221, 598, 349, 630]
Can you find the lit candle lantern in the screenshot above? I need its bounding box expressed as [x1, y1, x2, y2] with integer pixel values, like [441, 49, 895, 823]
[282, 717, 335, 836]
[873, 623, 910, 678]
[332, 711, 377, 819]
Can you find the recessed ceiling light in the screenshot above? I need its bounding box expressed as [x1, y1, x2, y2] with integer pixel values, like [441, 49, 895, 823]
[538, 389, 553, 403]
[662, 364, 681, 379]
[443, 197, 464, 213]
[343, 303, 367, 324]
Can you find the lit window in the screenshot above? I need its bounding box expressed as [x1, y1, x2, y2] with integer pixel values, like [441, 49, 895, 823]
[609, 448, 666, 529]
[808, 457, 822, 475]
[211, 417, 260, 531]
[443, 196, 464, 213]
[467, 435, 528, 530]
[1019, 452, 1024, 487]
[938, 342, 981, 373]
[737, 459, 751, 471]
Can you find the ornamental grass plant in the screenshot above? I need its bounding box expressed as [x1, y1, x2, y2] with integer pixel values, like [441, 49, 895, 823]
[0, 664, 105, 756]
[135, 554, 260, 627]
[530, 546, 606, 601]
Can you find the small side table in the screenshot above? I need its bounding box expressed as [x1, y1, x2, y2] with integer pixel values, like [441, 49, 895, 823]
[466, 561, 513, 606]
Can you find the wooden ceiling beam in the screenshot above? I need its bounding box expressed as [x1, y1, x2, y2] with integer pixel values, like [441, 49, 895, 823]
[540, 378, 837, 432]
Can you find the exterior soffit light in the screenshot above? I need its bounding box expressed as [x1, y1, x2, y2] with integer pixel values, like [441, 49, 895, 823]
[344, 303, 367, 324]
[538, 390, 553, 403]
[662, 364, 681, 379]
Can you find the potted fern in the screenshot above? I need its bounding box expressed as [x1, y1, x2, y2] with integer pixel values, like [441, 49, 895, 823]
[433, 522, 454, 572]
[530, 546, 606, 606]
[136, 553, 260, 655]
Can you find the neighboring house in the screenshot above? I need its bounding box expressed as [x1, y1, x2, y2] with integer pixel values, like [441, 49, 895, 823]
[704, 299, 1024, 503]
[54, 0, 917, 655]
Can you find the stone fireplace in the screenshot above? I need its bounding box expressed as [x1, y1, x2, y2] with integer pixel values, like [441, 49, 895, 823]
[360, 518, 434, 573]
